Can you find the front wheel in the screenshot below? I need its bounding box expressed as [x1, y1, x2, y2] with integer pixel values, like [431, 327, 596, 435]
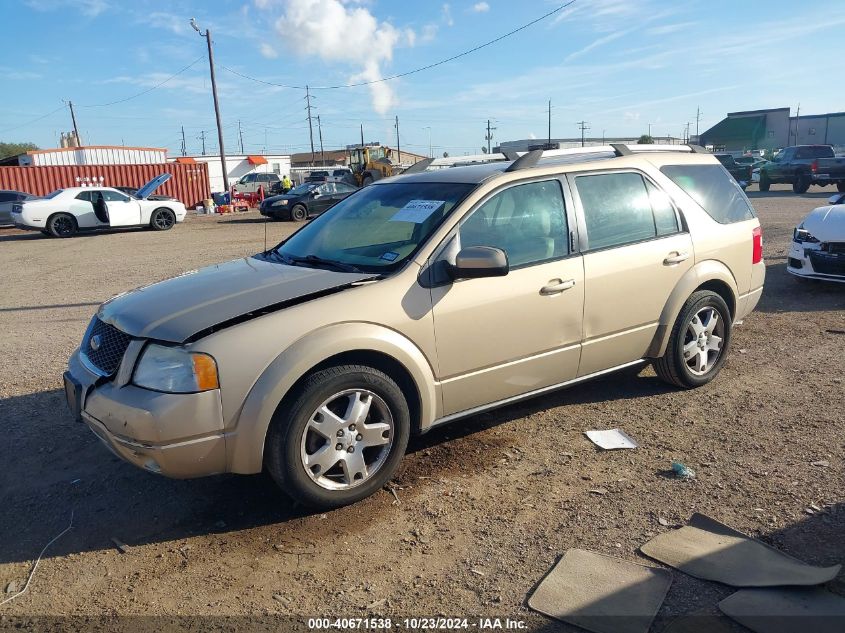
[264, 365, 410, 508]
[47, 213, 77, 238]
[653, 290, 732, 389]
[150, 208, 176, 231]
[290, 204, 308, 222]
[758, 172, 771, 191]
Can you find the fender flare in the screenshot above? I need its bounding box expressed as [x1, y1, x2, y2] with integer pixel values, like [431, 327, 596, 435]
[647, 260, 739, 358]
[226, 322, 439, 474]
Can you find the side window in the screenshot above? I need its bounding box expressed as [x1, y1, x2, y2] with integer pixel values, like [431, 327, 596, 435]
[645, 181, 679, 236]
[574, 172, 656, 250]
[75, 191, 93, 202]
[102, 190, 129, 202]
[458, 180, 568, 268]
[795, 147, 808, 160]
[660, 164, 755, 224]
[0, 193, 13, 203]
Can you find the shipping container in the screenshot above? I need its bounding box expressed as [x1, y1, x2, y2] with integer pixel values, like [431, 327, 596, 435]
[0, 163, 210, 209]
[19, 146, 168, 167]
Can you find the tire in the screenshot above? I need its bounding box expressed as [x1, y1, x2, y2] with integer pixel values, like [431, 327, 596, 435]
[652, 290, 732, 389]
[793, 175, 810, 194]
[47, 213, 77, 238]
[837, 182, 845, 193]
[362, 175, 374, 187]
[290, 204, 308, 222]
[149, 208, 176, 231]
[758, 172, 771, 191]
[264, 364, 411, 509]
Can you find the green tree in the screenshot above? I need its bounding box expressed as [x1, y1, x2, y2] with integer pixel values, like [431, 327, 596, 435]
[0, 141, 39, 160]
[637, 134, 654, 145]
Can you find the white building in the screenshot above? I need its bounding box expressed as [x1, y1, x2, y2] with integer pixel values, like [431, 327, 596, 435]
[171, 154, 291, 193]
[16, 145, 168, 166]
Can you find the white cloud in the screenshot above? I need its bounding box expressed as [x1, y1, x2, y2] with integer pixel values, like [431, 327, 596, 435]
[647, 21, 696, 36]
[265, 0, 412, 113]
[624, 112, 640, 122]
[260, 43, 279, 58]
[420, 23, 438, 43]
[472, 2, 490, 13]
[442, 3, 453, 26]
[25, 0, 109, 17]
[147, 11, 187, 34]
[564, 28, 632, 62]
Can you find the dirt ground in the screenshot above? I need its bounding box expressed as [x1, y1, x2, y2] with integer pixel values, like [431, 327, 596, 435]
[0, 185, 843, 631]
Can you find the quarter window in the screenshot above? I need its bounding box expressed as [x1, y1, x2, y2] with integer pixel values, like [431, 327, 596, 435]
[75, 191, 93, 202]
[459, 180, 568, 268]
[574, 172, 666, 250]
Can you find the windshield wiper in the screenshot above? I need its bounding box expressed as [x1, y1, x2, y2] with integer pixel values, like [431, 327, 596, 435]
[288, 254, 363, 273]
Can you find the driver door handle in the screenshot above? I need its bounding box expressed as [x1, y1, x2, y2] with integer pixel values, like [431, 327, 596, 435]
[663, 251, 690, 265]
[540, 279, 576, 295]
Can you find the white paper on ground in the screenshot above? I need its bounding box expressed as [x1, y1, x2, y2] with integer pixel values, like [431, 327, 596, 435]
[584, 428, 639, 450]
[390, 199, 445, 223]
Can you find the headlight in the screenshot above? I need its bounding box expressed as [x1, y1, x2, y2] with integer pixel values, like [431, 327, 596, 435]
[133, 344, 219, 393]
[271, 199, 289, 207]
[793, 223, 819, 243]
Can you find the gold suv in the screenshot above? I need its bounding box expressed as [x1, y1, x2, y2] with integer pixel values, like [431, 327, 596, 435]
[64, 145, 765, 508]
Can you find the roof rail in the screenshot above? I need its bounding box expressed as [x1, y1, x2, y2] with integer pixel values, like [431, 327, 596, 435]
[687, 144, 709, 154]
[401, 157, 434, 174]
[505, 149, 543, 172]
[610, 143, 632, 156]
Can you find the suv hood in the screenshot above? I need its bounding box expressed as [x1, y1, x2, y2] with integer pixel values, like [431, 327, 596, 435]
[98, 256, 376, 343]
[802, 205, 845, 242]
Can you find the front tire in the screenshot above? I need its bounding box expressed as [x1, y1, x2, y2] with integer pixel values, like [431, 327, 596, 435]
[47, 213, 77, 238]
[290, 204, 308, 222]
[150, 208, 176, 231]
[758, 172, 771, 191]
[653, 290, 732, 389]
[264, 365, 411, 508]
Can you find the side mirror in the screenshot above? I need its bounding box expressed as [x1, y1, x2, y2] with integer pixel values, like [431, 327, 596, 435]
[829, 193, 845, 205]
[448, 246, 509, 280]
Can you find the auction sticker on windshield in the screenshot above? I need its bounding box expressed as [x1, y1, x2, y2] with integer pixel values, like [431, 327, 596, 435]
[390, 199, 445, 223]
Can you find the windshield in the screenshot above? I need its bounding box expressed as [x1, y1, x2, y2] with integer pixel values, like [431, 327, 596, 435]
[289, 183, 317, 195]
[275, 182, 475, 273]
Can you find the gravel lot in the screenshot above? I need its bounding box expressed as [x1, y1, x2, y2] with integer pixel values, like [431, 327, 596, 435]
[0, 186, 843, 630]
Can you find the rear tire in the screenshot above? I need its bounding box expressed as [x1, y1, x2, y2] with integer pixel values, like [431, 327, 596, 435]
[758, 172, 771, 191]
[290, 204, 308, 222]
[150, 208, 176, 231]
[47, 213, 77, 238]
[837, 182, 845, 193]
[264, 365, 410, 509]
[653, 291, 732, 389]
[793, 175, 810, 194]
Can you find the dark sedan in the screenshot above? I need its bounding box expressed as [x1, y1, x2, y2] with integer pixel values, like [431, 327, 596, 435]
[259, 181, 358, 221]
[714, 154, 751, 190]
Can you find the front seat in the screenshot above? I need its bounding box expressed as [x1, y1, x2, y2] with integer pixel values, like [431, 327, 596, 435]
[93, 192, 109, 224]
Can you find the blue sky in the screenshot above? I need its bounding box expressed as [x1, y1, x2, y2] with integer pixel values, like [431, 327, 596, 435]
[3, 0, 845, 158]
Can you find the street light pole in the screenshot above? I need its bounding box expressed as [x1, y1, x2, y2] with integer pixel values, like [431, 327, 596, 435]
[191, 18, 229, 193]
[422, 126, 432, 158]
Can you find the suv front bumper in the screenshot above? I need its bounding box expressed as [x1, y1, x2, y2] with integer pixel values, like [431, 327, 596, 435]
[66, 349, 228, 478]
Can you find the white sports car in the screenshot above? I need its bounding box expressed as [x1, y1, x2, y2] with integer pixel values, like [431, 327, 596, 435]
[11, 173, 187, 238]
[787, 192, 845, 282]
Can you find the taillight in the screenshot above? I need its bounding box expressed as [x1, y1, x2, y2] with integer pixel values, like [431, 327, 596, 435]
[811, 160, 818, 173]
[752, 226, 763, 264]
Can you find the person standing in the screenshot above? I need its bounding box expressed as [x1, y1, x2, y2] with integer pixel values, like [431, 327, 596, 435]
[282, 174, 292, 193]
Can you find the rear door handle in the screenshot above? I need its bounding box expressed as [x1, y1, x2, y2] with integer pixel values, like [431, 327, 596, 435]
[663, 252, 690, 265]
[540, 279, 576, 295]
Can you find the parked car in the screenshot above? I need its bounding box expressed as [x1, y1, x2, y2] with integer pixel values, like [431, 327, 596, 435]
[63, 145, 764, 508]
[259, 181, 358, 221]
[305, 170, 330, 183]
[787, 192, 845, 282]
[114, 186, 177, 202]
[234, 172, 282, 195]
[0, 190, 34, 224]
[327, 167, 354, 183]
[714, 154, 751, 190]
[11, 174, 187, 237]
[758, 145, 845, 193]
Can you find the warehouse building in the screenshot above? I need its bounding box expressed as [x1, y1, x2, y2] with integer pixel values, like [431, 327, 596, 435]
[700, 108, 845, 152]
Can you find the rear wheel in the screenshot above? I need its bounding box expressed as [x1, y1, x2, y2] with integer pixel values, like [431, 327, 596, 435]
[290, 204, 308, 222]
[653, 290, 732, 389]
[758, 172, 771, 191]
[793, 175, 811, 194]
[837, 182, 845, 193]
[150, 208, 176, 231]
[47, 213, 77, 238]
[264, 365, 410, 508]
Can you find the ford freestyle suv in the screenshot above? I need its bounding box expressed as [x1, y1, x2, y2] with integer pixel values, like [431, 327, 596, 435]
[64, 145, 765, 508]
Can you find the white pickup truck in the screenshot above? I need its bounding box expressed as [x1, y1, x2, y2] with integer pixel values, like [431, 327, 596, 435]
[11, 173, 187, 238]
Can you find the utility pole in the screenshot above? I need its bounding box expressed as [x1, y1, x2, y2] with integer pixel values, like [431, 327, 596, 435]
[67, 100, 81, 146]
[238, 120, 244, 154]
[695, 106, 701, 139]
[485, 119, 496, 154]
[601, 129, 606, 144]
[305, 85, 315, 166]
[190, 18, 229, 191]
[198, 131, 207, 155]
[180, 125, 187, 156]
[422, 126, 432, 157]
[317, 115, 325, 165]
[547, 99, 552, 148]
[795, 103, 801, 144]
[577, 120, 590, 147]
[647, 122, 652, 138]
[395, 115, 401, 164]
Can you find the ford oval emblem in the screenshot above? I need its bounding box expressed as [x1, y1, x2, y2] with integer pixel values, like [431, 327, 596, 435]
[89, 334, 102, 351]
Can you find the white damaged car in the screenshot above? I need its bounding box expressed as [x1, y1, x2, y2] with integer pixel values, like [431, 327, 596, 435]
[787, 192, 845, 282]
[11, 173, 187, 238]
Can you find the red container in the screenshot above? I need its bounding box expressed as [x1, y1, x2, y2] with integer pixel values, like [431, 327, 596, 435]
[0, 163, 210, 209]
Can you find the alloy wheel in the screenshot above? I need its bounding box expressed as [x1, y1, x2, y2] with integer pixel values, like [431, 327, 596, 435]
[299, 389, 394, 490]
[154, 211, 174, 229]
[54, 216, 74, 236]
[682, 307, 725, 375]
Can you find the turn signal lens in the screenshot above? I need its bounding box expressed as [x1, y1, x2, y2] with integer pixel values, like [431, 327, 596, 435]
[192, 353, 219, 390]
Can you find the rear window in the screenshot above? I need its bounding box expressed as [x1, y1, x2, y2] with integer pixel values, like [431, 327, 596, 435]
[660, 165, 755, 224]
[795, 146, 834, 159]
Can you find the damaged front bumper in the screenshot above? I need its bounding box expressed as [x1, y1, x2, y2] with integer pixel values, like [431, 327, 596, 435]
[66, 349, 228, 478]
[787, 240, 845, 283]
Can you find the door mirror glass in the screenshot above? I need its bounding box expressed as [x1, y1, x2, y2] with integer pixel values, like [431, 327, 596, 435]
[449, 246, 509, 279]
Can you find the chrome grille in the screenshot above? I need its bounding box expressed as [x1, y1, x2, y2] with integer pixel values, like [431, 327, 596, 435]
[82, 318, 132, 376]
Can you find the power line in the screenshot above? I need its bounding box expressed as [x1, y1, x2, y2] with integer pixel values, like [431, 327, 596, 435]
[0, 104, 66, 135]
[77, 56, 204, 108]
[220, 0, 576, 91]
